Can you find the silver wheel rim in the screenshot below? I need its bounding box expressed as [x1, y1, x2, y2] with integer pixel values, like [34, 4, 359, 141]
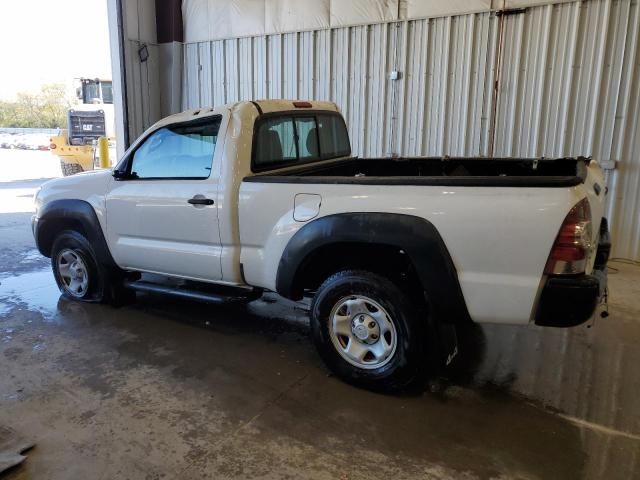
[329, 295, 398, 370]
[56, 248, 89, 298]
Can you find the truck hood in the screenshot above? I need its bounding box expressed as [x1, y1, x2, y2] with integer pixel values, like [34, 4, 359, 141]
[35, 169, 113, 216]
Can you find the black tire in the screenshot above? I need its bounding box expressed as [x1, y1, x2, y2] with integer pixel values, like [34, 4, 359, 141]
[60, 160, 84, 176]
[311, 270, 427, 392]
[51, 230, 130, 304]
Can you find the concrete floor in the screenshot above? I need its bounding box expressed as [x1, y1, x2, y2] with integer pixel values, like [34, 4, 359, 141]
[1, 150, 639, 479]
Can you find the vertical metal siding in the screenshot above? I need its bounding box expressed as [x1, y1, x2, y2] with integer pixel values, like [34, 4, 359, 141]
[198, 42, 212, 107]
[315, 30, 332, 103]
[602, 0, 640, 260]
[493, 0, 640, 259]
[125, 41, 160, 140]
[365, 24, 391, 156]
[181, 0, 640, 259]
[239, 38, 254, 100]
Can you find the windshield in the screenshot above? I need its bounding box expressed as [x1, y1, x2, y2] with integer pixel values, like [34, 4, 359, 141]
[101, 81, 113, 104]
[82, 82, 100, 104]
[81, 80, 113, 104]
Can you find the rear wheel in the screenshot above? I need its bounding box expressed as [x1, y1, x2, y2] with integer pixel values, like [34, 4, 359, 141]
[60, 160, 84, 176]
[311, 270, 427, 392]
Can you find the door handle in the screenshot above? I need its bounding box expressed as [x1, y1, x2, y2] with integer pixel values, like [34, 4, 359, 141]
[188, 196, 214, 206]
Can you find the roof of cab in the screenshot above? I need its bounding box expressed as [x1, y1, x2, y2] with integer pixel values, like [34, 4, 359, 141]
[133, 101, 341, 147]
[249, 99, 338, 114]
[123, 100, 343, 159]
[151, 100, 339, 129]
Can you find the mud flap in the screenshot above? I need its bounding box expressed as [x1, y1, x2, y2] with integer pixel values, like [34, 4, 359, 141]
[439, 323, 459, 368]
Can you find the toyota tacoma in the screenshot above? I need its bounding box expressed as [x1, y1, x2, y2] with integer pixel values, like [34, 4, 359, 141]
[32, 100, 611, 391]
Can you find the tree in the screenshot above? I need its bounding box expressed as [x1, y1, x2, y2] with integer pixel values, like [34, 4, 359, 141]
[0, 83, 73, 128]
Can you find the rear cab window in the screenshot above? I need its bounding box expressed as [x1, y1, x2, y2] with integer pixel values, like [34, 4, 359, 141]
[252, 112, 350, 172]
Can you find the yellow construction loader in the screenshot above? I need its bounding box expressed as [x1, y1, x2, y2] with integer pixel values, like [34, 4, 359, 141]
[50, 78, 115, 176]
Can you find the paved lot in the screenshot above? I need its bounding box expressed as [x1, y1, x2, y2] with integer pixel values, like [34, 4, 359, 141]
[1, 149, 639, 479]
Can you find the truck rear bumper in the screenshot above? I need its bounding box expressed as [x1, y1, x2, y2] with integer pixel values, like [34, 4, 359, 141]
[534, 274, 602, 327]
[534, 220, 610, 328]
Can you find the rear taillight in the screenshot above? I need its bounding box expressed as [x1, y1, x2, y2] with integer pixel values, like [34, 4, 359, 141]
[49, 143, 57, 150]
[544, 198, 593, 275]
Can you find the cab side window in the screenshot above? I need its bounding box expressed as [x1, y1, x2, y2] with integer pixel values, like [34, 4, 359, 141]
[129, 116, 221, 179]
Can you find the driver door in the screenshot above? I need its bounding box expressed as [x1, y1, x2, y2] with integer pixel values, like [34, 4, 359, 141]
[106, 115, 224, 282]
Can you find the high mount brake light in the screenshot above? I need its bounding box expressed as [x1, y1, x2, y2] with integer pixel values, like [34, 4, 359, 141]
[293, 101, 312, 108]
[544, 198, 593, 275]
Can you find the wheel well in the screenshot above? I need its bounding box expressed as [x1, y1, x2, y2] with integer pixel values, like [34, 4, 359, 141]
[38, 219, 87, 257]
[291, 243, 424, 301]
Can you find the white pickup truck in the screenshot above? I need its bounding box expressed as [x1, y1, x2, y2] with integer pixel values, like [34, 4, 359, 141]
[33, 100, 610, 391]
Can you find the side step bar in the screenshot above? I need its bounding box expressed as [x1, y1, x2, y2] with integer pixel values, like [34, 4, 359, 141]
[123, 280, 262, 305]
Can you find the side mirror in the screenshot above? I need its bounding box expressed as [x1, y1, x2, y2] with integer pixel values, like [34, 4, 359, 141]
[112, 169, 127, 180]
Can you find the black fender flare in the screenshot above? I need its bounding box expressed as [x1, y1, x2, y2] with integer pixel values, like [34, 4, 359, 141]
[35, 199, 118, 271]
[276, 212, 471, 324]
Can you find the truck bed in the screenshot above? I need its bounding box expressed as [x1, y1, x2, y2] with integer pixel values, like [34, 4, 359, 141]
[244, 156, 589, 188]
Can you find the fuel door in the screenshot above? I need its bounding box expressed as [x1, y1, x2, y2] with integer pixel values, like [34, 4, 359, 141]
[293, 193, 322, 222]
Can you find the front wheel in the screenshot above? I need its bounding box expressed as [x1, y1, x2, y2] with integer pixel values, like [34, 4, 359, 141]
[311, 270, 427, 392]
[51, 230, 132, 304]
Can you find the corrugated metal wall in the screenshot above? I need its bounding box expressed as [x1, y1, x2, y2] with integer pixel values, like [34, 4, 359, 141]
[124, 40, 161, 138]
[181, 0, 639, 259]
[120, 0, 163, 145]
[183, 15, 496, 157]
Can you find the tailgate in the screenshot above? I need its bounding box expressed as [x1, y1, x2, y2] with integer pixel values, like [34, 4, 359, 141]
[583, 160, 608, 273]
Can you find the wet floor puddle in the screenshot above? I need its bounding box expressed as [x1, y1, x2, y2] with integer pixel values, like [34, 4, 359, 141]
[0, 269, 61, 319]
